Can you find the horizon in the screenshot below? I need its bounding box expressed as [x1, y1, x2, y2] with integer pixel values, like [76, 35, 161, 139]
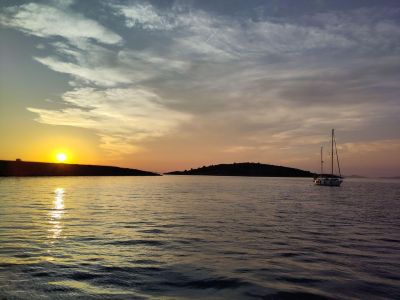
[2, 158, 398, 178]
[1, 0, 400, 177]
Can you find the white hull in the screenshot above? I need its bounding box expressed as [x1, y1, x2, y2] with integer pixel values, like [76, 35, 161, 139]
[314, 177, 343, 186]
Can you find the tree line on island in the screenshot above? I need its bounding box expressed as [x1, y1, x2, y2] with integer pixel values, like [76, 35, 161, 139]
[166, 162, 314, 177]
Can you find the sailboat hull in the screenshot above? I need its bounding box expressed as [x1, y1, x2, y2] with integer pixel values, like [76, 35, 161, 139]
[314, 177, 343, 186]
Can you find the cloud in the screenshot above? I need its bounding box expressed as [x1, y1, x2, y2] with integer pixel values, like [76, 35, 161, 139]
[27, 88, 191, 154]
[341, 139, 400, 154]
[31, 40, 189, 87]
[112, 3, 398, 60]
[34, 56, 133, 86]
[0, 2, 122, 45]
[112, 3, 178, 30]
[309, 8, 400, 52]
[2, 1, 399, 165]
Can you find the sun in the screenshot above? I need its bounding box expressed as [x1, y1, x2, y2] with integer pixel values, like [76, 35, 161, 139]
[56, 153, 67, 162]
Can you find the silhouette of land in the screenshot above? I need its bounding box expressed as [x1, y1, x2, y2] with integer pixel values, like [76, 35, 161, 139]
[0, 160, 160, 176]
[345, 175, 368, 178]
[166, 162, 315, 177]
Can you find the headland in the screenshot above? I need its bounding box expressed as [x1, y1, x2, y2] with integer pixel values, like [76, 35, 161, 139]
[0, 160, 160, 176]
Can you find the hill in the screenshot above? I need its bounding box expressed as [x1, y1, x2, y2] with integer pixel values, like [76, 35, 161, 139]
[0, 160, 160, 177]
[166, 162, 315, 177]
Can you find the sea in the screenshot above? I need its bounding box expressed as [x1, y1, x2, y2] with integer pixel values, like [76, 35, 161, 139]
[0, 176, 399, 299]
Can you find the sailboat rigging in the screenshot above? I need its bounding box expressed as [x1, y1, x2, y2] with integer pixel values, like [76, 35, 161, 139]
[314, 129, 343, 186]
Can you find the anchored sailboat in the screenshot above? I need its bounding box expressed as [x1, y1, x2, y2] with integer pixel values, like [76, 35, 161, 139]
[314, 129, 343, 186]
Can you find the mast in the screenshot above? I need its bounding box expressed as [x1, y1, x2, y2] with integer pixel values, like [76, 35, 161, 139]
[334, 132, 342, 177]
[331, 129, 334, 175]
[320, 146, 323, 174]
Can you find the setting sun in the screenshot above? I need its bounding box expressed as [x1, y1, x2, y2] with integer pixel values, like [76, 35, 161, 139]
[56, 153, 67, 162]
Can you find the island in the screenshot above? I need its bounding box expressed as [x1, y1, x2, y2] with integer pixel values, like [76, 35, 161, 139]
[0, 160, 160, 176]
[166, 162, 315, 177]
[379, 176, 400, 179]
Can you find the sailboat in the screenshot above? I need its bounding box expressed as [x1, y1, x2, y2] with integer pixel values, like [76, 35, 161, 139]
[314, 129, 343, 186]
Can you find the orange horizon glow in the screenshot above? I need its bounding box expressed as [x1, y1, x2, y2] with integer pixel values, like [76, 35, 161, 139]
[0, 136, 399, 177]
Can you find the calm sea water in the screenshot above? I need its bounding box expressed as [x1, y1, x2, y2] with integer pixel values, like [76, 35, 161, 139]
[0, 176, 399, 299]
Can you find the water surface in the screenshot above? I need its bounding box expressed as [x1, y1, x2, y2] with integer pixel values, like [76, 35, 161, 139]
[0, 176, 399, 299]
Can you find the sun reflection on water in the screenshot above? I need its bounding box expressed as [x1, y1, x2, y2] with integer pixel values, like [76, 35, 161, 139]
[48, 187, 65, 241]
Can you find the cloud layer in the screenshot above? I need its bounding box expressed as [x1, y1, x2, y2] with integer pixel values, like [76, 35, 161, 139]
[27, 87, 190, 154]
[0, 2, 122, 44]
[1, 1, 399, 173]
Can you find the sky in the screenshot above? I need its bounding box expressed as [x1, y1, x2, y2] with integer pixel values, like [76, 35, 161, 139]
[0, 0, 399, 176]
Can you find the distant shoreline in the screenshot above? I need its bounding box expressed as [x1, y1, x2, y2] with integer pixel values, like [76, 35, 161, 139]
[2, 160, 395, 178]
[166, 162, 315, 177]
[0, 160, 160, 177]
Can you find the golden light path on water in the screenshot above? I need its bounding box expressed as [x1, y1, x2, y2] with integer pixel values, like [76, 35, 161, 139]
[43, 185, 142, 296]
[48, 187, 65, 242]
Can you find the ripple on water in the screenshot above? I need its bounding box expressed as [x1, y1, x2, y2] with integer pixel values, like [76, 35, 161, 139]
[245, 291, 335, 300]
[0, 176, 399, 299]
[105, 239, 165, 247]
[162, 277, 251, 289]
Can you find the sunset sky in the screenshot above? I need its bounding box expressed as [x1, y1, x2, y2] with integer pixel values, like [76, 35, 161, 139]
[1, 0, 399, 176]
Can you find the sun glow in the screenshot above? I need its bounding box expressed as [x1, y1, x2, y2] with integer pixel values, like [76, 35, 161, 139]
[56, 153, 67, 162]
